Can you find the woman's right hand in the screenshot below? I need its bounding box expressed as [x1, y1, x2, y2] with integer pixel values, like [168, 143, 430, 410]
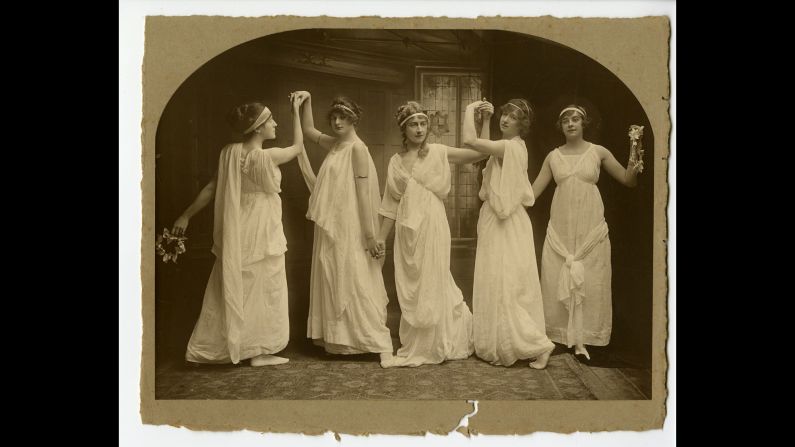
[478, 101, 494, 119]
[291, 93, 304, 110]
[365, 237, 380, 258]
[375, 240, 386, 259]
[292, 91, 311, 103]
[467, 100, 484, 110]
[172, 215, 189, 237]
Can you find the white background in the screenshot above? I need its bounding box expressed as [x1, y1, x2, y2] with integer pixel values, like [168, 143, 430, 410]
[119, 1, 676, 445]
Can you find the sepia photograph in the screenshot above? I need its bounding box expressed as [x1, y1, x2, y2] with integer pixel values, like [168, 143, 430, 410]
[124, 4, 673, 440]
[154, 27, 655, 401]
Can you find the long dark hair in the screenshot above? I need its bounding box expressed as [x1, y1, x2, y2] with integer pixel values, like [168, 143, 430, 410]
[226, 101, 269, 135]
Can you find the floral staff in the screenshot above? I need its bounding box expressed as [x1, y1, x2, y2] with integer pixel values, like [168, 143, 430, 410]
[628, 125, 645, 173]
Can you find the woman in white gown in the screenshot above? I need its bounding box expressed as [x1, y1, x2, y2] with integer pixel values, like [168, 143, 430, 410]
[171, 95, 306, 367]
[462, 99, 555, 369]
[375, 101, 489, 367]
[532, 105, 640, 361]
[293, 91, 397, 368]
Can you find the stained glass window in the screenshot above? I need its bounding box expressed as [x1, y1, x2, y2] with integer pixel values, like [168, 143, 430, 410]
[419, 71, 483, 240]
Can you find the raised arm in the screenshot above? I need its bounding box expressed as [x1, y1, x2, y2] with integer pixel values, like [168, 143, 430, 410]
[447, 102, 492, 164]
[172, 169, 218, 236]
[531, 153, 554, 199]
[479, 102, 492, 141]
[462, 101, 506, 157]
[268, 94, 306, 165]
[446, 146, 489, 164]
[352, 142, 380, 258]
[294, 91, 335, 151]
[597, 145, 639, 187]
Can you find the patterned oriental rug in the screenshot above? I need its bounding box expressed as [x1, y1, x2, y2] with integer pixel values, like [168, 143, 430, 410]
[156, 352, 599, 400]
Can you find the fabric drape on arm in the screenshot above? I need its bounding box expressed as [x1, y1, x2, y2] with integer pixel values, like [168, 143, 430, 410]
[210, 144, 246, 364]
[479, 138, 535, 219]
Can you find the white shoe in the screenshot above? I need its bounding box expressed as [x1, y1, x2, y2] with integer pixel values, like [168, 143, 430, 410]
[250, 354, 289, 367]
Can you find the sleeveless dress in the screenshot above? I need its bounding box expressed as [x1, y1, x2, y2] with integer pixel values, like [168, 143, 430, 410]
[541, 144, 612, 347]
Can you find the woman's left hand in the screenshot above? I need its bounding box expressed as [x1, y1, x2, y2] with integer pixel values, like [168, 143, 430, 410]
[375, 240, 386, 259]
[365, 237, 380, 258]
[290, 92, 304, 109]
[467, 100, 485, 110]
[291, 91, 310, 104]
[478, 101, 494, 119]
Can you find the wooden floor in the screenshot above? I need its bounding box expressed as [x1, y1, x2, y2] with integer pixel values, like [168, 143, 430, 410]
[559, 352, 651, 399]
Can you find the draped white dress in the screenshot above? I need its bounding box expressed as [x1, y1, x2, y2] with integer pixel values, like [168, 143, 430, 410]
[473, 137, 554, 366]
[541, 144, 613, 347]
[305, 139, 394, 354]
[379, 144, 474, 367]
[186, 144, 289, 364]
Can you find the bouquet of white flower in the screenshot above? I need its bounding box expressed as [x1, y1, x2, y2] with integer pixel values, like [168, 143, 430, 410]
[156, 228, 187, 263]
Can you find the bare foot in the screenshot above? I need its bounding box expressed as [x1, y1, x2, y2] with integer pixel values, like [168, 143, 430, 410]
[250, 354, 289, 367]
[529, 348, 553, 370]
[574, 345, 591, 360]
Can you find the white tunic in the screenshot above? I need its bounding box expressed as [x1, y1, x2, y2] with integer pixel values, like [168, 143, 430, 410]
[186, 144, 289, 364]
[473, 137, 554, 366]
[379, 143, 474, 367]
